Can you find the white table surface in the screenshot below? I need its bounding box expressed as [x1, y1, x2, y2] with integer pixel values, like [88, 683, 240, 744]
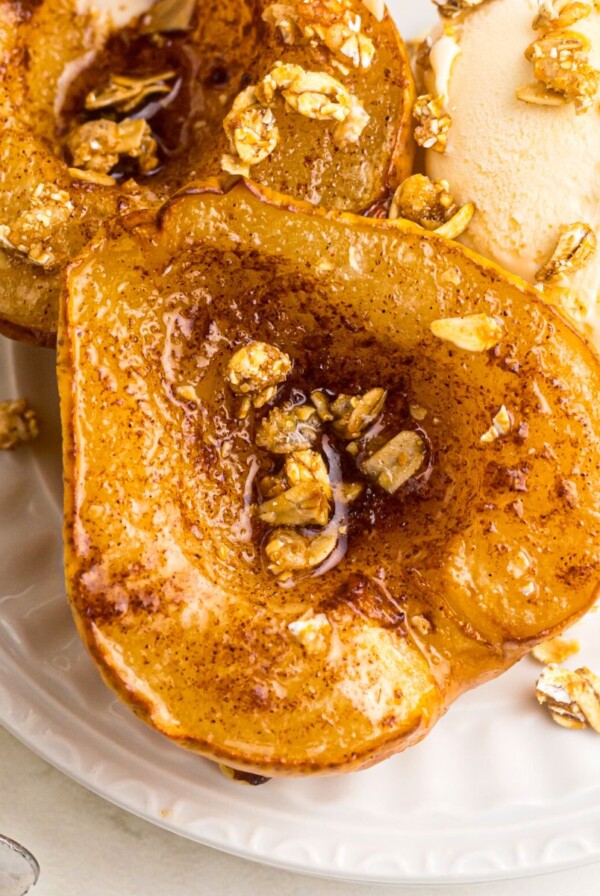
[1, 726, 599, 895]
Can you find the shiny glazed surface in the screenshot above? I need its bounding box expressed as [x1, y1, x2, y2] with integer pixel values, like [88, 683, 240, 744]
[0, 0, 414, 344]
[59, 179, 600, 775]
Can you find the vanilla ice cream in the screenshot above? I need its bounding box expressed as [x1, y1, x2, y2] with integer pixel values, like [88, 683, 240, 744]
[426, 0, 600, 339]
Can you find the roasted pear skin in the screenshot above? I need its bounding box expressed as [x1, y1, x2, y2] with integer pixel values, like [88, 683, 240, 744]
[0, 0, 414, 345]
[60, 178, 600, 776]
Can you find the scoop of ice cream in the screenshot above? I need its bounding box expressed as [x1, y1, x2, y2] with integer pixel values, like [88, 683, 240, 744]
[426, 0, 600, 338]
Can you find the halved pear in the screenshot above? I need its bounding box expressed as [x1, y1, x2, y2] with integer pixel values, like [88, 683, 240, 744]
[0, 0, 414, 345]
[59, 178, 600, 775]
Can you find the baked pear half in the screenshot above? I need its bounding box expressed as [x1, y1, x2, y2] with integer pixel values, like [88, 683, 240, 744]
[0, 0, 414, 345]
[60, 178, 600, 776]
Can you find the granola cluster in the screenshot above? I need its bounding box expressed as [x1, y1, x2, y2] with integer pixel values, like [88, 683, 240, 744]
[413, 94, 452, 153]
[222, 62, 368, 175]
[0, 399, 39, 450]
[389, 174, 476, 239]
[67, 118, 159, 180]
[263, 1, 375, 69]
[518, 4, 600, 112]
[224, 341, 428, 583]
[0, 183, 74, 268]
[536, 664, 600, 732]
[535, 222, 597, 281]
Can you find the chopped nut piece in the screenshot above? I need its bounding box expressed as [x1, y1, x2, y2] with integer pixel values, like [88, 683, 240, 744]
[536, 665, 600, 731]
[226, 341, 291, 411]
[434, 202, 476, 240]
[68, 168, 116, 186]
[85, 71, 177, 114]
[329, 388, 387, 440]
[515, 83, 569, 106]
[338, 481, 364, 502]
[288, 611, 332, 652]
[0, 399, 39, 450]
[480, 405, 512, 443]
[535, 223, 597, 282]
[411, 614, 432, 636]
[67, 118, 159, 175]
[140, 0, 195, 33]
[433, 0, 489, 19]
[0, 183, 73, 268]
[410, 403, 428, 422]
[260, 449, 332, 499]
[531, 636, 580, 664]
[265, 528, 337, 580]
[389, 174, 458, 229]
[431, 314, 504, 352]
[310, 390, 334, 421]
[360, 430, 427, 494]
[222, 86, 280, 176]
[523, 31, 600, 113]
[533, 0, 593, 32]
[413, 94, 452, 153]
[286, 449, 332, 497]
[258, 482, 331, 526]
[256, 405, 322, 453]
[262, 4, 299, 44]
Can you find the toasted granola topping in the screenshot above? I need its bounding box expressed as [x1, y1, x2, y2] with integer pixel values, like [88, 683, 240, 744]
[515, 82, 569, 105]
[389, 174, 458, 229]
[310, 390, 335, 421]
[0, 183, 73, 268]
[258, 479, 332, 527]
[432, 0, 490, 20]
[67, 118, 159, 175]
[480, 404, 512, 443]
[360, 430, 427, 494]
[434, 202, 476, 240]
[533, 0, 593, 32]
[413, 94, 452, 152]
[260, 449, 332, 499]
[431, 314, 504, 352]
[68, 167, 117, 186]
[222, 62, 368, 173]
[0, 399, 39, 450]
[85, 71, 177, 114]
[521, 30, 600, 113]
[531, 636, 580, 664]
[330, 388, 387, 439]
[226, 342, 292, 411]
[411, 614, 433, 636]
[222, 86, 280, 176]
[265, 529, 338, 581]
[264, 1, 376, 69]
[535, 223, 597, 281]
[536, 665, 600, 731]
[288, 611, 332, 651]
[263, 63, 368, 143]
[256, 405, 322, 454]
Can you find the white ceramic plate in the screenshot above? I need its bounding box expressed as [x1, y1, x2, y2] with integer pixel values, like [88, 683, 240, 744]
[2, 1, 600, 885]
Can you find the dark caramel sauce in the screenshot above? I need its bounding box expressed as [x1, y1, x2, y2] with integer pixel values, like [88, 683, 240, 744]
[58, 14, 239, 183]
